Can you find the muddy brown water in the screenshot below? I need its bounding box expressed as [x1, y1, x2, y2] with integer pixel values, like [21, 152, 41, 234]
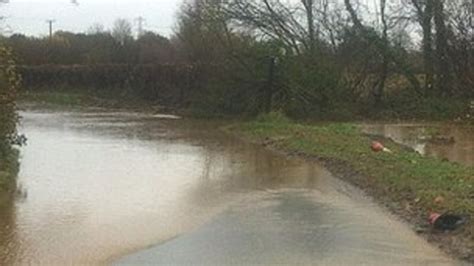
[361, 123, 474, 167]
[0, 108, 460, 265]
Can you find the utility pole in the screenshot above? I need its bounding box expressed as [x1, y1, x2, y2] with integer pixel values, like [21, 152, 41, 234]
[135, 16, 145, 38]
[46, 19, 55, 40]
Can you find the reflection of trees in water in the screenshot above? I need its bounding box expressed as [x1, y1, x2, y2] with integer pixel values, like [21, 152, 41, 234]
[189, 135, 328, 207]
[133, 120, 337, 226]
[424, 126, 474, 167]
[362, 124, 473, 167]
[0, 193, 18, 265]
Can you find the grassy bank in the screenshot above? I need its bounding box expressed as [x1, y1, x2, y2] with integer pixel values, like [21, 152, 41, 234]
[20, 90, 98, 107]
[19, 90, 156, 110]
[19, 91, 230, 119]
[229, 112, 474, 261]
[21, 87, 474, 122]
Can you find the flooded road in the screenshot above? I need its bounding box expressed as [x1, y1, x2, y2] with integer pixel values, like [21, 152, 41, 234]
[0, 108, 458, 265]
[361, 123, 474, 167]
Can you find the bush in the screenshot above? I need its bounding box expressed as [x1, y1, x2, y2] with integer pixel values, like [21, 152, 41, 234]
[0, 46, 21, 152]
[384, 88, 468, 119]
[0, 45, 21, 193]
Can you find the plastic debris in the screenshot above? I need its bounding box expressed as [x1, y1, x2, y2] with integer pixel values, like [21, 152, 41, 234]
[429, 212, 468, 231]
[371, 141, 392, 153]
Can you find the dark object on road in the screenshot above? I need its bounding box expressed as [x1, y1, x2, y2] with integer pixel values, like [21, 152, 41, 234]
[429, 212, 468, 231]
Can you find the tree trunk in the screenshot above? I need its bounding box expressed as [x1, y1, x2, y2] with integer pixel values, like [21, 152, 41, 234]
[374, 0, 389, 107]
[422, 0, 434, 93]
[302, 0, 315, 54]
[263, 57, 276, 113]
[433, 0, 451, 96]
[344, 0, 423, 100]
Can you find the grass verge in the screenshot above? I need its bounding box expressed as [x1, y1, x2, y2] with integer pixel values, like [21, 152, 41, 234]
[21, 91, 96, 106]
[19, 91, 174, 114]
[228, 112, 474, 262]
[19, 90, 122, 108]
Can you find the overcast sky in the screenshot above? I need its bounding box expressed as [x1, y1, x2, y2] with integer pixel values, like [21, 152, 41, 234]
[1, 0, 182, 37]
[0, 0, 409, 41]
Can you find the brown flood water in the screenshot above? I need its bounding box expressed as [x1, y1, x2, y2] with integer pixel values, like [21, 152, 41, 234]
[0, 108, 460, 265]
[361, 123, 474, 167]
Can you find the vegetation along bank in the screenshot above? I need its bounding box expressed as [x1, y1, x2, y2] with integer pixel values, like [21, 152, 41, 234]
[0, 46, 21, 197]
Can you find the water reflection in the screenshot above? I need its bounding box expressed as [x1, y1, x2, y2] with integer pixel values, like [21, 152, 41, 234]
[0, 110, 459, 265]
[361, 123, 474, 167]
[0, 109, 331, 265]
[0, 195, 18, 266]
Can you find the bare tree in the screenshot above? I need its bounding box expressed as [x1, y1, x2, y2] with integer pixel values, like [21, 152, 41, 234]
[409, 0, 434, 92]
[445, 0, 473, 94]
[223, 0, 343, 55]
[373, 0, 389, 106]
[87, 23, 106, 35]
[433, 0, 452, 95]
[344, 0, 422, 99]
[112, 18, 133, 45]
[301, 0, 315, 53]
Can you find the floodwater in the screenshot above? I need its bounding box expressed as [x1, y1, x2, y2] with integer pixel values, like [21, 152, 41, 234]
[0, 108, 459, 265]
[361, 123, 474, 167]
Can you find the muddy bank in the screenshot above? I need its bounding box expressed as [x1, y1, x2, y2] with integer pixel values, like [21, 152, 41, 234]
[229, 122, 473, 263]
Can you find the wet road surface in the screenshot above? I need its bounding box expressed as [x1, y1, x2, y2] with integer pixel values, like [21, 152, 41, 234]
[0, 108, 459, 265]
[118, 190, 457, 265]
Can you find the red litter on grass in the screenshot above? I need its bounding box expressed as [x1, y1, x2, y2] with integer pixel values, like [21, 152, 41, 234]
[371, 141, 392, 153]
[371, 141, 384, 152]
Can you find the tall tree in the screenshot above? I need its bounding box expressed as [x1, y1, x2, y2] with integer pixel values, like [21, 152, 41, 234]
[344, 0, 422, 99]
[410, 0, 434, 93]
[112, 18, 133, 46]
[433, 0, 451, 95]
[87, 23, 106, 35]
[374, 0, 389, 106]
[302, 0, 315, 54]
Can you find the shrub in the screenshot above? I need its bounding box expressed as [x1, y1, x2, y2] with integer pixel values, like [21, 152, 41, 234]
[0, 46, 21, 155]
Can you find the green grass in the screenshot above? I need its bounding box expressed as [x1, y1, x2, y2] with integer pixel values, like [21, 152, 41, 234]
[230, 112, 474, 239]
[19, 90, 161, 111]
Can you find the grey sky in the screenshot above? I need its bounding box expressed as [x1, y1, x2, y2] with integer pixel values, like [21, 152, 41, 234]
[1, 0, 182, 37]
[1, 0, 417, 45]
